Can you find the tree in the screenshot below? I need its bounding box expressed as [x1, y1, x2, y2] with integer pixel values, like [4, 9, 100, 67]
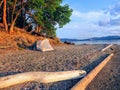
[0, 0, 25, 33]
[3, 0, 8, 32]
[27, 0, 72, 37]
[9, 0, 26, 33]
[0, 0, 72, 37]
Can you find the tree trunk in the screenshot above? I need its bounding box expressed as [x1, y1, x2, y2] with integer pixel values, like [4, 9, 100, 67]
[35, 25, 42, 33]
[11, 0, 17, 22]
[9, 8, 23, 34]
[35, 25, 39, 32]
[3, 0, 8, 32]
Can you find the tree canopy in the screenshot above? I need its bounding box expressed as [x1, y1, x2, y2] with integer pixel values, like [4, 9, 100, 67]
[0, 0, 72, 37]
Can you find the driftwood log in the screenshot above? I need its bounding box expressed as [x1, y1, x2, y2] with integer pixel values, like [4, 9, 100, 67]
[0, 70, 86, 89]
[71, 53, 114, 90]
[101, 44, 113, 52]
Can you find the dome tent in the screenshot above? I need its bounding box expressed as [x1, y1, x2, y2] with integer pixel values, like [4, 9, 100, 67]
[36, 39, 54, 52]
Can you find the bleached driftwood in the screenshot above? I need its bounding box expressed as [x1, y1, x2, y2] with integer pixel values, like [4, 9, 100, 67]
[71, 53, 114, 90]
[0, 70, 86, 89]
[101, 44, 113, 52]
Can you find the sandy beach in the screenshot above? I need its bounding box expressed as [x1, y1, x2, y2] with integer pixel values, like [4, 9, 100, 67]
[0, 44, 119, 90]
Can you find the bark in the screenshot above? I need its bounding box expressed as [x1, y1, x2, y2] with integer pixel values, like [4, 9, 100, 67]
[35, 25, 42, 33]
[9, 0, 27, 33]
[9, 7, 23, 33]
[11, 0, 17, 22]
[0, 70, 86, 89]
[3, 0, 8, 32]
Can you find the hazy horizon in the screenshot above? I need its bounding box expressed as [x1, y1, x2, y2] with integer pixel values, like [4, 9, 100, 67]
[60, 35, 120, 39]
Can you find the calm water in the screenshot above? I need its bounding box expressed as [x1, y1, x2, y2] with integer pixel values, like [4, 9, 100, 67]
[72, 40, 120, 45]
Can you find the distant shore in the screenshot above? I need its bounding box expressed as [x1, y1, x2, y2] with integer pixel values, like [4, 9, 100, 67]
[0, 44, 119, 90]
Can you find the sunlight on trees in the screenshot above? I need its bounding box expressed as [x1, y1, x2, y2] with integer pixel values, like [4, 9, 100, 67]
[0, 0, 72, 37]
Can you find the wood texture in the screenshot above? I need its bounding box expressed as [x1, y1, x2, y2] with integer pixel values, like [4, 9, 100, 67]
[0, 70, 86, 89]
[3, 0, 8, 32]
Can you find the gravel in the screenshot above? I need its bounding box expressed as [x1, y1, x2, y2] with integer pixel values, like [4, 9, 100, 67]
[0, 44, 111, 90]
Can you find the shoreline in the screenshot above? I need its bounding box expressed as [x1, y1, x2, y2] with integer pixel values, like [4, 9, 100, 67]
[0, 44, 119, 90]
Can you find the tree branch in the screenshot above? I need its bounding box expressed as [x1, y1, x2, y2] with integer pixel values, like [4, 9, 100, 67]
[11, 0, 17, 22]
[0, 0, 3, 7]
[9, 3, 26, 33]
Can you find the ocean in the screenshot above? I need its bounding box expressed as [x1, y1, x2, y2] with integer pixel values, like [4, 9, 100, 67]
[71, 40, 120, 45]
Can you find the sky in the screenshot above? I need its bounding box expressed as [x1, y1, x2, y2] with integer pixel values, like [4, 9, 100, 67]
[57, 0, 120, 39]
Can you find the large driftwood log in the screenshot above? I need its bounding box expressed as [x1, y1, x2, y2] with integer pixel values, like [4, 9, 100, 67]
[101, 44, 113, 52]
[0, 70, 86, 89]
[71, 53, 114, 90]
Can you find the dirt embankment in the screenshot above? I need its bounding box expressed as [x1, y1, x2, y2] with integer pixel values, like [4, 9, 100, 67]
[0, 30, 62, 51]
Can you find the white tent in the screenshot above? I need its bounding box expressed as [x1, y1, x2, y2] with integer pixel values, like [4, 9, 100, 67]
[36, 39, 54, 52]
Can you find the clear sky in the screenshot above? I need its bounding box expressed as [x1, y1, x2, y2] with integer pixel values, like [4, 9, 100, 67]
[57, 0, 120, 39]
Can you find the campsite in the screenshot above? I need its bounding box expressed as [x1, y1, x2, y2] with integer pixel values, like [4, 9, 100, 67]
[0, 0, 120, 90]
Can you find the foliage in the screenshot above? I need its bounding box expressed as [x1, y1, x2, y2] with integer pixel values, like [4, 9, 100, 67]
[0, 0, 72, 37]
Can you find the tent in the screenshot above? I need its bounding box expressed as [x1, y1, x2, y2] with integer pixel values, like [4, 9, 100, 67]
[36, 39, 54, 52]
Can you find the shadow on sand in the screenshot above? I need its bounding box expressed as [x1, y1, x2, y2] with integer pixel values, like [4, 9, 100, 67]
[82, 54, 109, 73]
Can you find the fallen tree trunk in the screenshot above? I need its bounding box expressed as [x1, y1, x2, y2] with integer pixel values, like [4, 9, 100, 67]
[0, 70, 86, 89]
[71, 53, 114, 90]
[101, 44, 113, 52]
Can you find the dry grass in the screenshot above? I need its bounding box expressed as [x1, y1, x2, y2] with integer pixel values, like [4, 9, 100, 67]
[0, 29, 62, 49]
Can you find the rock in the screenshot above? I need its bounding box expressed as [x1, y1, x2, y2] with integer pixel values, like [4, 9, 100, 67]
[64, 41, 75, 45]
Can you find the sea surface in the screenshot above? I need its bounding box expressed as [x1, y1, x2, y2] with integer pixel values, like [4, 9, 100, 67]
[72, 40, 120, 45]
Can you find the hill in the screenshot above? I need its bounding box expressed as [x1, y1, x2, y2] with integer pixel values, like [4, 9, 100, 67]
[61, 36, 120, 42]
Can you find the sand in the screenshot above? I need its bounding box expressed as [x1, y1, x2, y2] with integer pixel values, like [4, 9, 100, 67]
[0, 44, 119, 90]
